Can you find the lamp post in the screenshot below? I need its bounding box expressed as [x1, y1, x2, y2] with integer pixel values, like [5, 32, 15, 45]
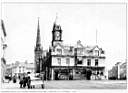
[117, 64, 120, 80]
[68, 59, 70, 80]
[96, 65, 98, 80]
[74, 48, 78, 80]
[59, 58, 61, 80]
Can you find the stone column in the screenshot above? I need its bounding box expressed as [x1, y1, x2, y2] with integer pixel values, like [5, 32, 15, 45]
[117, 64, 120, 80]
[72, 68, 75, 80]
[51, 68, 54, 80]
[104, 67, 108, 80]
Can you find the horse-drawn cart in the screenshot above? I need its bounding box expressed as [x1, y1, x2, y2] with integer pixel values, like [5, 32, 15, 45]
[29, 74, 44, 89]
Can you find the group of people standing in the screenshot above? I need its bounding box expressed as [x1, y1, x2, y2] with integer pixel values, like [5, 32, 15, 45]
[19, 75, 31, 89]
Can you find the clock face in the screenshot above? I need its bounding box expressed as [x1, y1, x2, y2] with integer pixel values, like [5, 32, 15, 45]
[55, 31, 60, 40]
[56, 31, 60, 36]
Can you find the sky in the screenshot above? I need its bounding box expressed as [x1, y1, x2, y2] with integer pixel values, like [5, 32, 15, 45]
[1, 2, 127, 70]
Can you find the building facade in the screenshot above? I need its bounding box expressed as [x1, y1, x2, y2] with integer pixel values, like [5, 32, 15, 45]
[1, 20, 7, 83]
[120, 62, 127, 79]
[41, 20, 106, 80]
[108, 62, 127, 80]
[6, 61, 34, 78]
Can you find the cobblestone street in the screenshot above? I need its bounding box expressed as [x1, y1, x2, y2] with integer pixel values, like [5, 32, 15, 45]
[1, 80, 127, 89]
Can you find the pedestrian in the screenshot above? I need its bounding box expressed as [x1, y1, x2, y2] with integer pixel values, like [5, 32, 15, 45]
[23, 76, 26, 88]
[13, 75, 16, 83]
[27, 76, 31, 89]
[19, 77, 23, 88]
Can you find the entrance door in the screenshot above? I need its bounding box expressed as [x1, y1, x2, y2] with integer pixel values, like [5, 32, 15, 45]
[86, 70, 92, 80]
[54, 70, 59, 80]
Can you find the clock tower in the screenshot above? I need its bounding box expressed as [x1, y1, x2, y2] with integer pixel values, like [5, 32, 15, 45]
[52, 21, 63, 46]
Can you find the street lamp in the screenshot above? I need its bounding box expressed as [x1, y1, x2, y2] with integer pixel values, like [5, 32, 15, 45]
[58, 58, 61, 80]
[67, 59, 70, 80]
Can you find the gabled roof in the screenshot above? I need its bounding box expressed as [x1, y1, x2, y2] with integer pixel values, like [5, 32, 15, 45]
[92, 45, 100, 50]
[53, 42, 64, 49]
[75, 40, 85, 48]
[51, 41, 104, 54]
[63, 45, 74, 52]
[86, 45, 102, 51]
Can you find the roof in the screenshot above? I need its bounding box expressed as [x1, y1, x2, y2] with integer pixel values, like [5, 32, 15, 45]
[26, 63, 34, 69]
[52, 40, 104, 54]
[8, 62, 34, 69]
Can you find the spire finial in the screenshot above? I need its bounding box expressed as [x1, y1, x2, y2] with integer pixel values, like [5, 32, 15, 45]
[54, 13, 59, 25]
[55, 13, 58, 23]
[36, 17, 41, 46]
[38, 17, 40, 29]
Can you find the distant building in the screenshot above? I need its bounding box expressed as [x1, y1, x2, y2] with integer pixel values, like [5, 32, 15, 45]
[39, 19, 106, 80]
[120, 62, 127, 79]
[6, 61, 34, 78]
[108, 62, 127, 80]
[1, 20, 7, 83]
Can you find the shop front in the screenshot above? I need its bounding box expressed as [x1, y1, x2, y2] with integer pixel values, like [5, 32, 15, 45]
[51, 66, 73, 80]
[50, 66, 105, 80]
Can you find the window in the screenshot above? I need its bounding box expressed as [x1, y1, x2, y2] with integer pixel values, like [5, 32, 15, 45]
[77, 59, 83, 64]
[19, 67, 21, 73]
[97, 71, 99, 75]
[95, 59, 98, 66]
[23, 67, 24, 72]
[100, 72, 103, 75]
[87, 59, 91, 66]
[57, 49, 62, 55]
[95, 50, 99, 56]
[66, 58, 70, 65]
[57, 58, 61, 65]
[101, 50, 105, 54]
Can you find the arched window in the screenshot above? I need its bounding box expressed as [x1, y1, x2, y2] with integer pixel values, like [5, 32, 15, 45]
[95, 50, 99, 56]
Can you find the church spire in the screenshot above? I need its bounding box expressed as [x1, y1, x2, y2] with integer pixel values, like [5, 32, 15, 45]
[36, 17, 41, 47]
[54, 13, 58, 24]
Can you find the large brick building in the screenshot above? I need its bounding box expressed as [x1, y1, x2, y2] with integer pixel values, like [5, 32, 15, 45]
[35, 18, 106, 80]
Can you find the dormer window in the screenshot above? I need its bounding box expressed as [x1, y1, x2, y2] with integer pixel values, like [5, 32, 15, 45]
[95, 50, 99, 56]
[57, 49, 62, 55]
[57, 58, 61, 65]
